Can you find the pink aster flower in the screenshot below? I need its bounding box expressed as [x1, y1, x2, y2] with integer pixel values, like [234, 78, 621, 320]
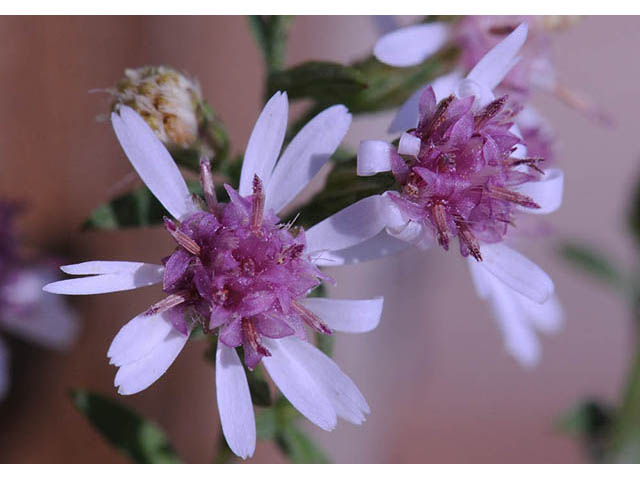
[44, 92, 387, 459]
[356, 25, 565, 367]
[375, 16, 608, 126]
[0, 202, 79, 400]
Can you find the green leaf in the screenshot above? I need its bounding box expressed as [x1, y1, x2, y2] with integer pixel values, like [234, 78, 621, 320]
[83, 184, 166, 230]
[248, 16, 294, 74]
[314, 332, 334, 357]
[267, 61, 367, 104]
[169, 147, 201, 172]
[255, 408, 278, 440]
[213, 434, 234, 464]
[556, 398, 613, 463]
[83, 180, 233, 231]
[558, 242, 624, 288]
[246, 368, 272, 407]
[71, 389, 181, 464]
[556, 399, 613, 438]
[346, 47, 459, 114]
[289, 155, 396, 229]
[275, 423, 330, 464]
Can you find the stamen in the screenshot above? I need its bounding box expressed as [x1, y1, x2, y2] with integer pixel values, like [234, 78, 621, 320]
[431, 201, 450, 251]
[426, 94, 455, 136]
[251, 175, 265, 232]
[508, 157, 546, 174]
[199, 155, 218, 212]
[164, 217, 201, 256]
[454, 216, 482, 261]
[242, 318, 271, 359]
[291, 301, 332, 335]
[488, 24, 517, 35]
[474, 96, 507, 128]
[145, 291, 190, 315]
[486, 185, 541, 209]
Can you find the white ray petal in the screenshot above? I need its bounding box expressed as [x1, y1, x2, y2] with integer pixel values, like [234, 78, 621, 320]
[272, 336, 369, 424]
[466, 23, 528, 91]
[456, 78, 495, 109]
[262, 338, 337, 431]
[467, 257, 492, 300]
[239, 91, 289, 195]
[267, 105, 351, 214]
[357, 141, 394, 176]
[305, 195, 387, 255]
[43, 266, 162, 295]
[374, 23, 449, 67]
[515, 168, 564, 215]
[108, 311, 175, 367]
[516, 293, 564, 334]
[114, 328, 188, 395]
[61, 261, 163, 276]
[299, 297, 383, 333]
[311, 230, 410, 266]
[509, 124, 527, 159]
[486, 273, 541, 368]
[480, 243, 554, 304]
[216, 343, 256, 460]
[111, 106, 197, 220]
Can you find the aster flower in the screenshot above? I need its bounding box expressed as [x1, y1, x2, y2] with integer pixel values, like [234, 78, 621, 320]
[44, 92, 387, 459]
[0, 202, 79, 400]
[356, 24, 565, 366]
[375, 16, 607, 129]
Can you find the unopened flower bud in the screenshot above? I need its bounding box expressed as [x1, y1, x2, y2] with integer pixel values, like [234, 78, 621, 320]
[112, 66, 202, 149]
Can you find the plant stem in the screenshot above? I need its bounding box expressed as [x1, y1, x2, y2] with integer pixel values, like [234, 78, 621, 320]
[605, 300, 640, 462]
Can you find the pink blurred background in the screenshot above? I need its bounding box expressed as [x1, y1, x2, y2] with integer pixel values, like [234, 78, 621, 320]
[0, 16, 637, 463]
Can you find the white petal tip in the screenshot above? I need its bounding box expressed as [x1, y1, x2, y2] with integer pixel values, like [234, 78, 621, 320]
[357, 141, 393, 176]
[398, 133, 421, 157]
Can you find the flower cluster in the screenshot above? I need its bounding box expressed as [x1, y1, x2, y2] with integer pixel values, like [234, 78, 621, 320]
[40, 18, 572, 460]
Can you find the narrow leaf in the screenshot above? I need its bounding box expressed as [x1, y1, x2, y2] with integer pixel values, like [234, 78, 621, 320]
[83, 181, 223, 231]
[71, 389, 181, 464]
[347, 46, 459, 113]
[267, 61, 367, 103]
[289, 155, 396, 228]
[275, 423, 330, 464]
[255, 409, 278, 440]
[558, 242, 624, 287]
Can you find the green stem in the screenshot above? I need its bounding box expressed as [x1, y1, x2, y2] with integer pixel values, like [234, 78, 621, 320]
[606, 301, 640, 462]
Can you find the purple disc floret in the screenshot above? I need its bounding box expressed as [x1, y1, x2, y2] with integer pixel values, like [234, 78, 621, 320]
[389, 87, 543, 260]
[151, 161, 330, 369]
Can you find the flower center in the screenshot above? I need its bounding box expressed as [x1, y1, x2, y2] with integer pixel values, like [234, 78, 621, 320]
[148, 161, 329, 369]
[390, 89, 543, 260]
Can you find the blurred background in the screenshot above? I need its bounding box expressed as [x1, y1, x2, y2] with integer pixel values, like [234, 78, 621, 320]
[0, 15, 637, 463]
